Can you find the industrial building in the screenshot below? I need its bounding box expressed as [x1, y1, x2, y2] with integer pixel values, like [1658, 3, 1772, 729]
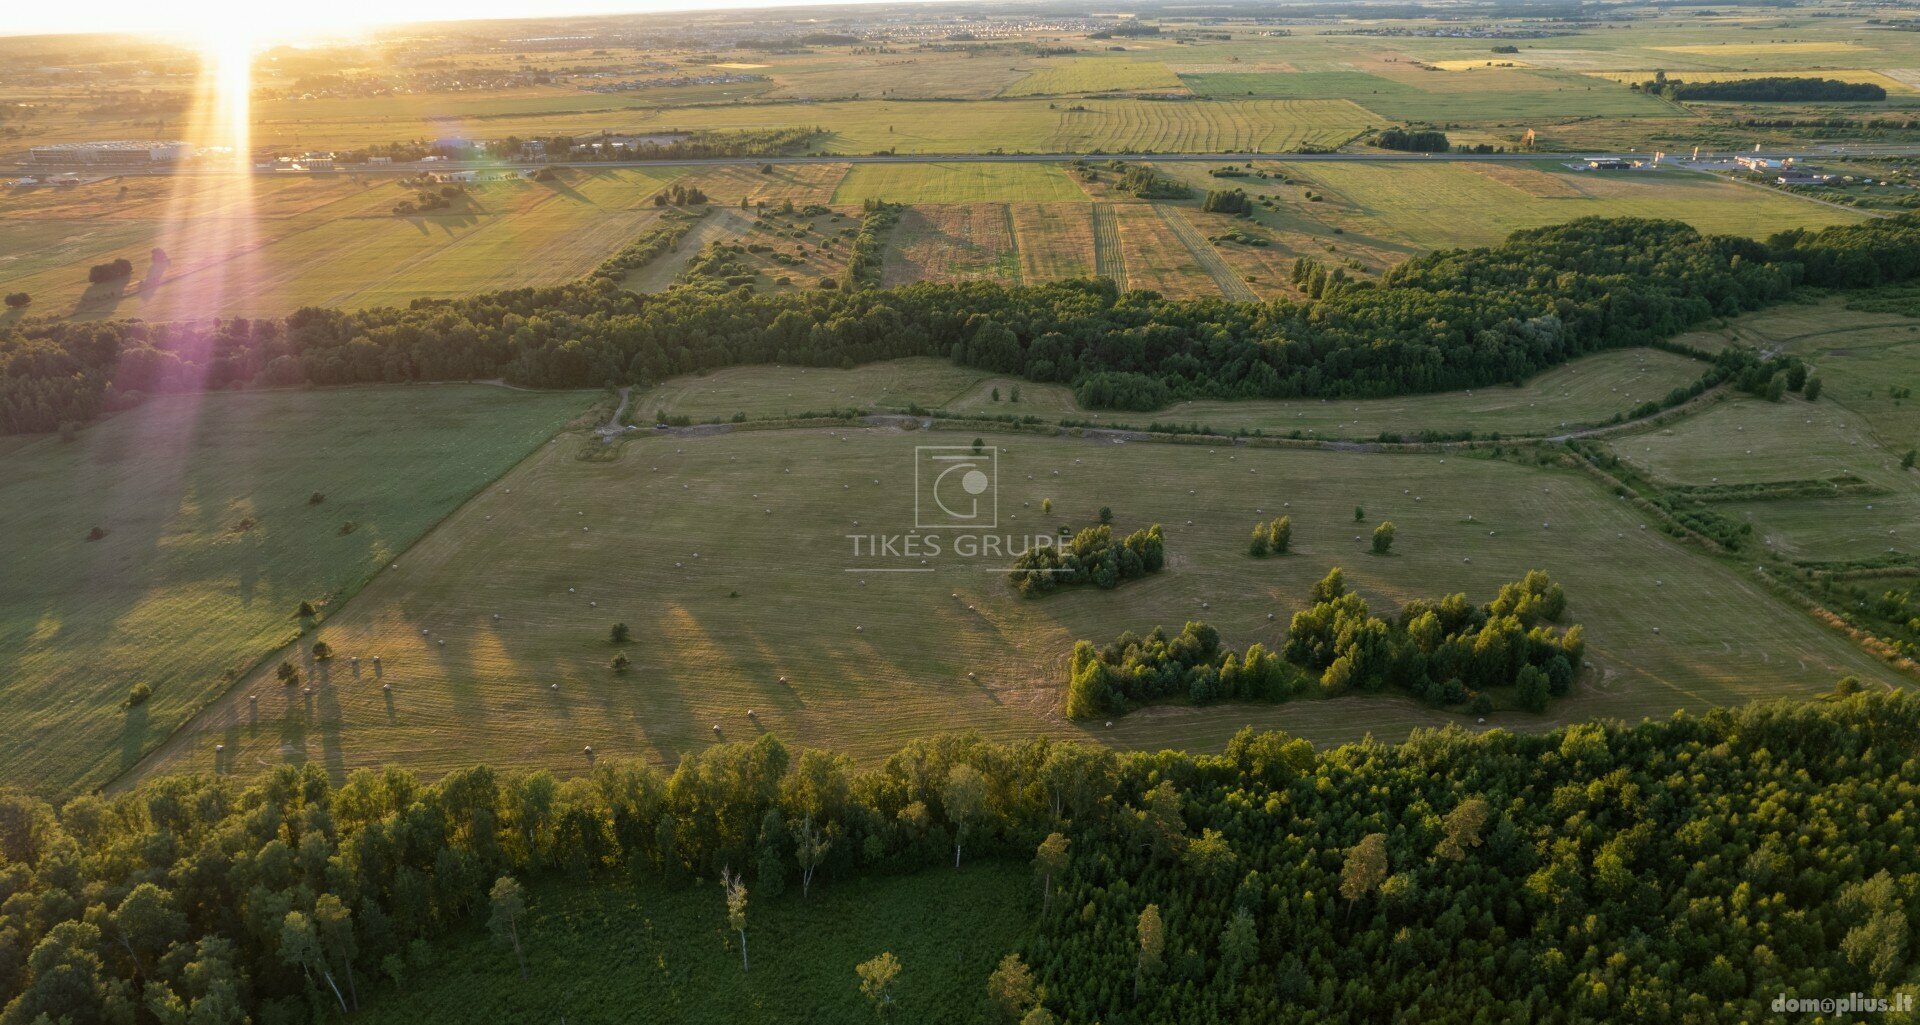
[28, 141, 191, 167]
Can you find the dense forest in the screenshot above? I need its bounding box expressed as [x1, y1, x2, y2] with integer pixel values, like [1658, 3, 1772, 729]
[1, 692, 1914, 1023]
[1372, 127, 1450, 152]
[1009, 522, 1166, 597]
[8, 215, 1920, 435]
[1633, 73, 1889, 103]
[1064, 568, 1582, 718]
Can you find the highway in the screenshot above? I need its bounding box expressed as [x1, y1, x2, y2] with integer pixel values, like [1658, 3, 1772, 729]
[13, 144, 1920, 178]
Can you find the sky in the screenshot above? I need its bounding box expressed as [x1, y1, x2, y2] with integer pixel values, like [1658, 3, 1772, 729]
[0, 0, 911, 40]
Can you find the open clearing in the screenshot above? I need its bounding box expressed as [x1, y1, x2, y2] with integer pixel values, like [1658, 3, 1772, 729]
[135, 412, 1901, 785]
[358, 866, 1027, 1025]
[0, 386, 592, 797]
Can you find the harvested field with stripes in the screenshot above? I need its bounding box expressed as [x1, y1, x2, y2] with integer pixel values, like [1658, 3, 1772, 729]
[881, 205, 1020, 286]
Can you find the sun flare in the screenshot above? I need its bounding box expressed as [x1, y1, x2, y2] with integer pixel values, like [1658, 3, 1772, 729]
[203, 26, 255, 165]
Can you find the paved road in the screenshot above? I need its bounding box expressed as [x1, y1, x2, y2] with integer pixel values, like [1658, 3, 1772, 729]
[17, 145, 1920, 178]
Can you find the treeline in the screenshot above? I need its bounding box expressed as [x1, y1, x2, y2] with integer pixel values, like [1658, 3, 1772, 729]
[840, 201, 904, 290]
[1634, 73, 1888, 102]
[1009, 523, 1165, 597]
[1373, 128, 1450, 152]
[587, 209, 711, 284]
[4, 695, 1917, 1022]
[12, 216, 1920, 435]
[1065, 568, 1581, 718]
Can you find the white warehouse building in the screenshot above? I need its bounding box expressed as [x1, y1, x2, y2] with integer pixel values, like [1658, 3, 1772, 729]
[28, 140, 192, 167]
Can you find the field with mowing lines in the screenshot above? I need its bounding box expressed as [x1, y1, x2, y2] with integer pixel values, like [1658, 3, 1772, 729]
[1153, 203, 1256, 301]
[1177, 68, 1677, 120]
[630, 98, 1380, 155]
[882, 205, 1020, 287]
[359, 867, 1028, 1025]
[1090, 204, 1126, 288]
[1185, 221, 1300, 299]
[122, 96, 1379, 157]
[831, 162, 1089, 205]
[756, 48, 1034, 100]
[0, 169, 677, 318]
[0, 386, 593, 797]
[1009, 203, 1096, 283]
[684, 163, 850, 208]
[1109, 203, 1219, 299]
[1002, 58, 1186, 96]
[133, 420, 1903, 785]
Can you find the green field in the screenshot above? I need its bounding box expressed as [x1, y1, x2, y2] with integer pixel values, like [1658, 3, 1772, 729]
[0, 385, 592, 796]
[358, 865, 1028, 1025]
[628, 349, 1710, 439]
[1002, 58, 1186, 96]
[1262, 162, 1865, 252]
[831, 163, 1090, 205]
[133, 408, 1902, 785]
[1610, 301, 1920, 564]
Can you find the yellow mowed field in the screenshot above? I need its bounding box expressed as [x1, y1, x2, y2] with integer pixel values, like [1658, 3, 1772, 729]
[831, 162, 1090, 204]
[1009, 203, 1097, 282]
[0, 169, 677, 318]
[1109, 202, 1220, 299]
[881, 205, 1019, 287]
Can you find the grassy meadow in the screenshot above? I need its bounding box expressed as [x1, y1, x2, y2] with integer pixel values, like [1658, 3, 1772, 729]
[357, 865, 1029, 1025]
[1237, 162, 1866, 255]
[1610, 301, 1920, 565]
[133, 409, 1902, 786]
[0, 385, 592, 796]
[628, 349, 1711, 440]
